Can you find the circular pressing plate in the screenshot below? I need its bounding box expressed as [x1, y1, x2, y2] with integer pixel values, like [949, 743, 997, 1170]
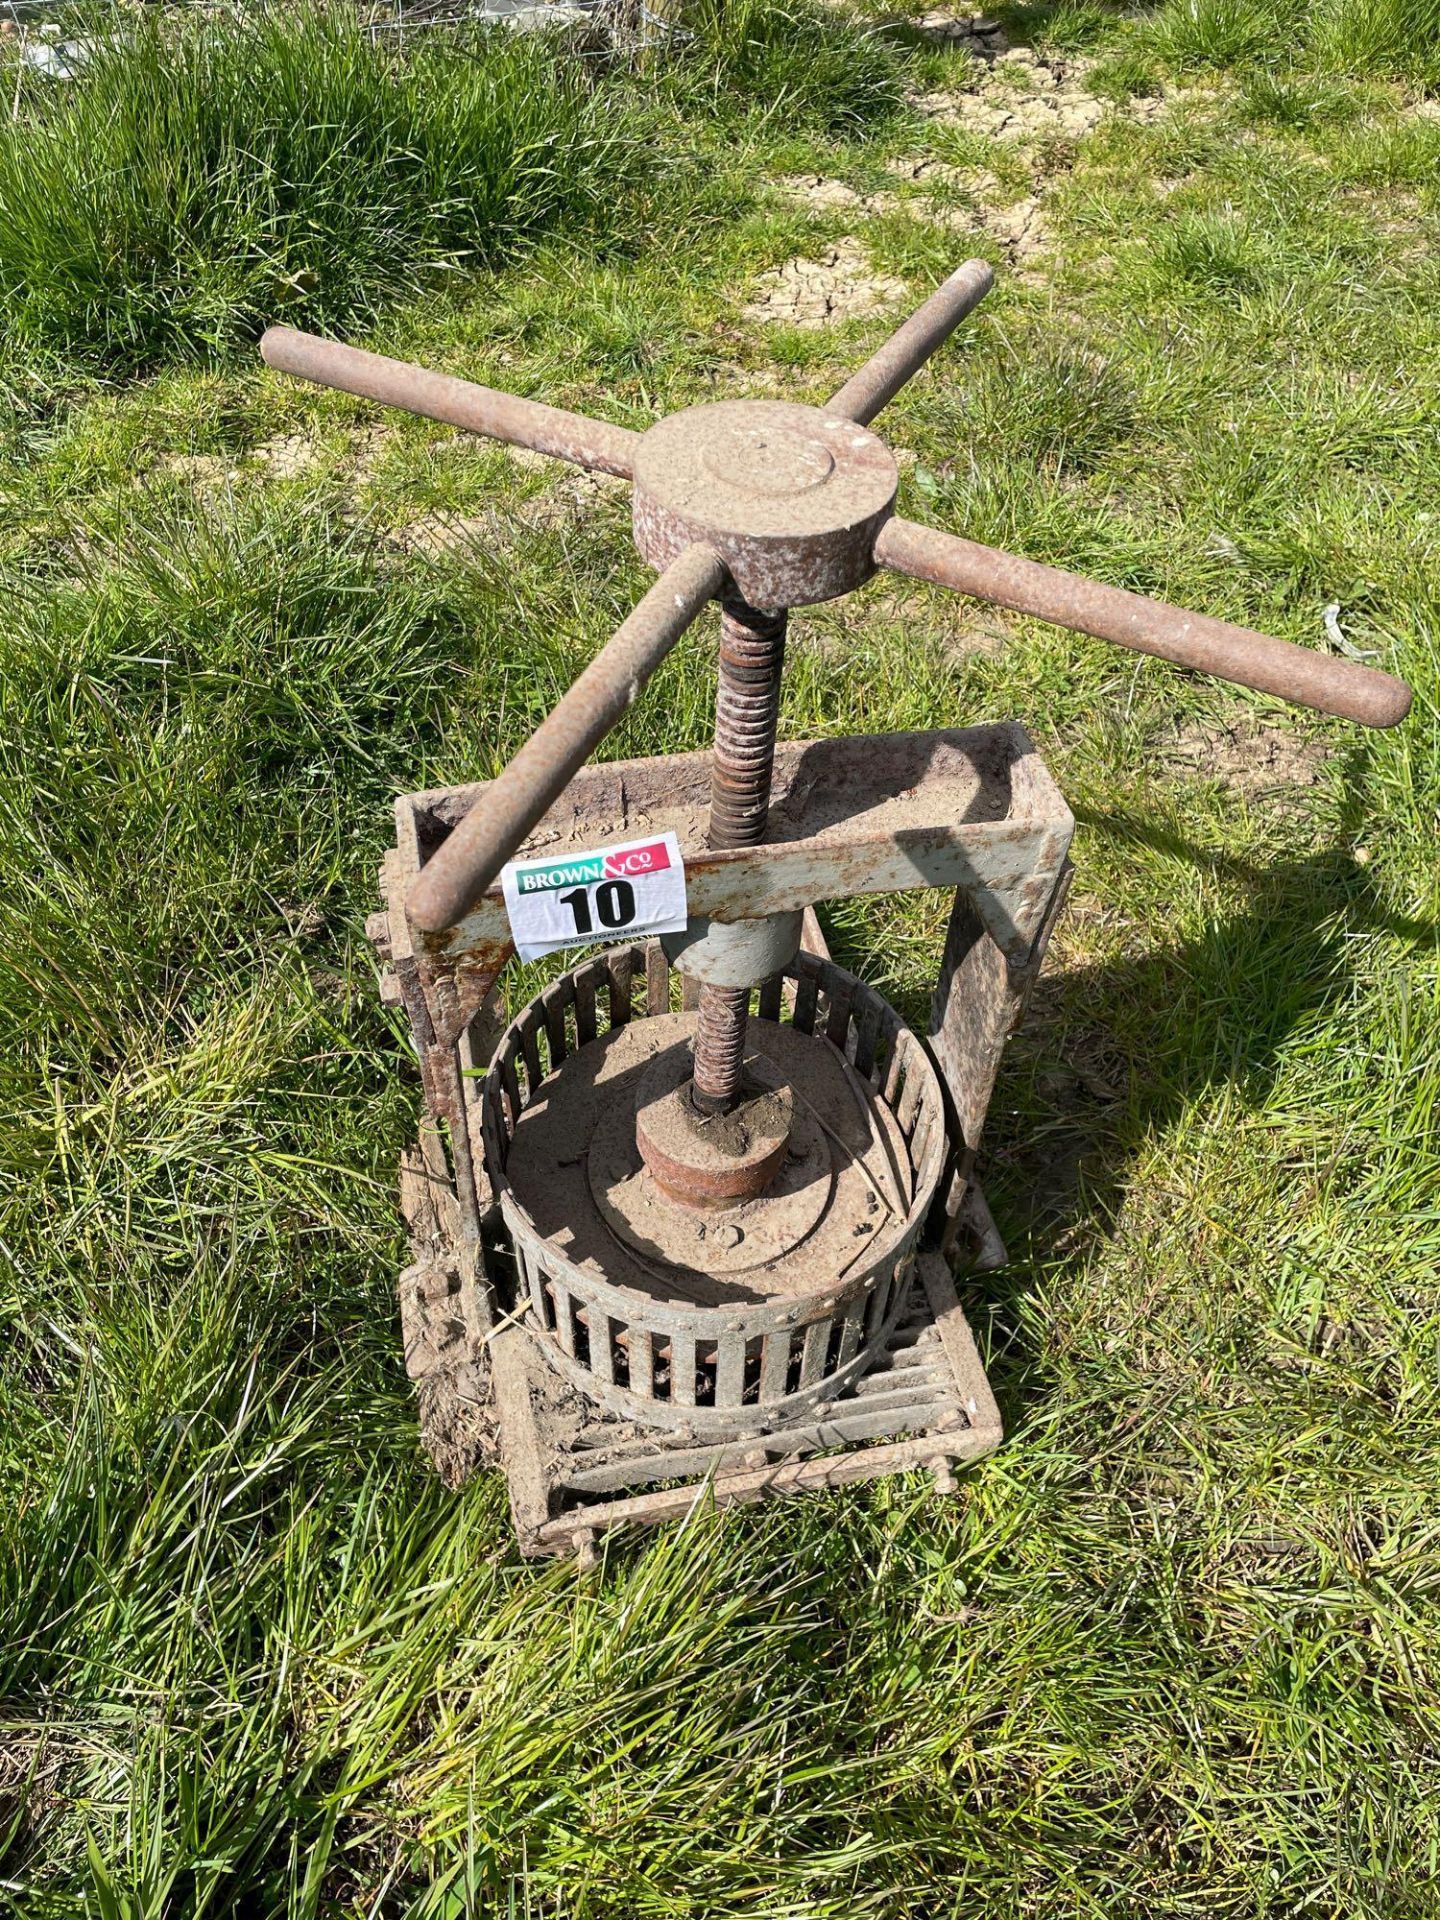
[631, 400, 898, 608]
[602, 1047, 831, 1273]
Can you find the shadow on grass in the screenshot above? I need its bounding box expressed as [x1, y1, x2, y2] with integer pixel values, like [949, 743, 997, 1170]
[961, 755, 1435, 1412]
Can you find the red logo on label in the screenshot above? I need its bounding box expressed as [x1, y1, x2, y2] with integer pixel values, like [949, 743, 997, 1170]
[604, 841, 670, 879]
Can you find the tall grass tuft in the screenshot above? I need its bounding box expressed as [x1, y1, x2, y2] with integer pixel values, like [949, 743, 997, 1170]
[0, 5, 642, 375]
[681, 0, 902, 131]
[1308, 0, 1440, 80]
[1147, 0, 1440, 83]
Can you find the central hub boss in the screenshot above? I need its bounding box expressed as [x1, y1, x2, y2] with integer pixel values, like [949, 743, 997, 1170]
[631, 400, 898, 607]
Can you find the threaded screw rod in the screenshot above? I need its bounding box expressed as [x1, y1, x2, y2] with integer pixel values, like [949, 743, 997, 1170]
[691, 984, 751, 1114]
[691, 599, 788, 1114]
[707, 600, 788, 847]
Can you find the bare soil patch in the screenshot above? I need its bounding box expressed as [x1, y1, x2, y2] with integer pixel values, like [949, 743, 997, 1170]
[779, 166, 1047, 269]
[253, 431, 316, 479]
[912, 9, 1007, 58]
[1161, 717, 1331, 802]
[911, 47, 1105, 144]
[742, 237, 909, 328]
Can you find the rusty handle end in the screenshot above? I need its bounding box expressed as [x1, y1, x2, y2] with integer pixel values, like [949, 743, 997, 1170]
[260, 325, 640, 478]
[405, 544, 727, 935]
[260, 324, 299, 369]
[826, 259, 994, 427]
[875, 517, 1412, 729]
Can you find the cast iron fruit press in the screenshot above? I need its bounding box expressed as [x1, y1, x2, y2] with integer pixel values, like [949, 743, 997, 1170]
[263, 263, 1410, 1560]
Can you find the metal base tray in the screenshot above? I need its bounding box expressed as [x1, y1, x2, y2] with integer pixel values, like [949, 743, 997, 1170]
[490, 1247, 1004, 1559]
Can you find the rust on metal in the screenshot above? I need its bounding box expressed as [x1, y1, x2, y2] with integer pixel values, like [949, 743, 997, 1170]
[708, 599, 788, 848]
[390, 932, 1011, 1544]
[692, 594, 789, 1114]
[260, 326, 640, 477]
[313, 254, 1418, 1555]
[875, 516, 1412, 728]
[413, 727, 1075, 967]
[494, 1250, 1003, 1556]
[632, 400, 897, 607]
[268, 261, 1411, 936]
[484, 961, 946, 1440]
[406, 543, 727, 933]
[690, 982, 754, 1116]
[634, 1052, 795, 1207]
[825, 257, 994, 427]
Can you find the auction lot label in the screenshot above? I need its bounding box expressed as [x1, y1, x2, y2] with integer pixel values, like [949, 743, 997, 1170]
[501, 831, 687, 962]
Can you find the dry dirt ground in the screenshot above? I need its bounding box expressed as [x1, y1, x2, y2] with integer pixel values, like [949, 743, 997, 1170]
[749, 9, 1201, 309]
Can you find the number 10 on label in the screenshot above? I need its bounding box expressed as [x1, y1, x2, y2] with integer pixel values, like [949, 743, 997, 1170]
[500, 831, 688, 962]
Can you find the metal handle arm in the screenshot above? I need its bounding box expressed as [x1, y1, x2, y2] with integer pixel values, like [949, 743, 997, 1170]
[261, 326, 639, 478]
[825, 260, 994, 427]
[406, 545, 728, 933]
[875, 516, 1412, 728]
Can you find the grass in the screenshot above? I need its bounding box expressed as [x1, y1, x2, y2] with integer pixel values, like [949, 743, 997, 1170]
[0, 7, 637, 380]
[0, 0, 898, 388]
[1144, 0, 1440, 82]
[1, 0, 1439, 1913]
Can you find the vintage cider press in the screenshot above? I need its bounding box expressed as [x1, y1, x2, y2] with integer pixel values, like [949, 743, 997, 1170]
[263, 263, 1410, 1558]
